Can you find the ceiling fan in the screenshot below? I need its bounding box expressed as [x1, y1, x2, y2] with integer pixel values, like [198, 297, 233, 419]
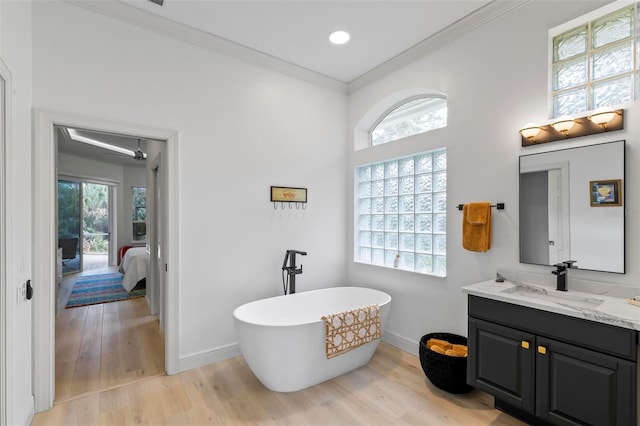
[66, 128, 147, 161]
[134, 139, 145, 161]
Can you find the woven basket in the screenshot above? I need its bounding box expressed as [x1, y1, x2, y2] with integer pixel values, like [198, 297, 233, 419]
[419, 333, 473, 394]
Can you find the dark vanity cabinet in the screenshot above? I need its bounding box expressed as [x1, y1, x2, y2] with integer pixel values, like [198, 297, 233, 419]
[467, 295, 638, 426]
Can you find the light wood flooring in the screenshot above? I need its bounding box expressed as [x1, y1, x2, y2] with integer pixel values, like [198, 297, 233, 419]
[35, 338, 525, 425]
[54, 296, 165, 403]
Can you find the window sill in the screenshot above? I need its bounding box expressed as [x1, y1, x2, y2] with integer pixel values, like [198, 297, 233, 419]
[353, 260, 446, 278]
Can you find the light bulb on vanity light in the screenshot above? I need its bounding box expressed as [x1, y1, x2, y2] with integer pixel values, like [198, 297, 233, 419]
[551, 116, 575, 136]
[588, 107, 617, 128]
[519, 123, 541, 142]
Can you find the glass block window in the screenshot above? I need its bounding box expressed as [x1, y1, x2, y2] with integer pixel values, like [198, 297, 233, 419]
[355, 148, 447, 276]
[371, 96, 447, 146]
[132, 186, 147, 242]
[551, 4, 638, 117]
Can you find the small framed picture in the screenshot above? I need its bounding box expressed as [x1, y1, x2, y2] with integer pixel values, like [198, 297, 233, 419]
[590, 179, 622, 207]
[270, 186, 307, 203]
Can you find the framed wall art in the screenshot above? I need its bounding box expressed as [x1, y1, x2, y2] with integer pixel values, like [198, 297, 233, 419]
[590, 179, 622, 207]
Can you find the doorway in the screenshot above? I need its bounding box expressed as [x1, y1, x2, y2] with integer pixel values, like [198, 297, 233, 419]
[33, 110, 180, 412]
[55, 131, 162, 401]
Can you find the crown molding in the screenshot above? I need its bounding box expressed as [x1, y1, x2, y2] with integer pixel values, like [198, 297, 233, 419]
[65, 0, 349, 94]
[65, 0, 529, 95]
[346, 0, 531, 94]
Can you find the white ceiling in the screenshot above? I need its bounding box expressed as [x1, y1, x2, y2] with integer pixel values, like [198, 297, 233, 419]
[67, 0, 530, 93]
[121, 0, 495, 83]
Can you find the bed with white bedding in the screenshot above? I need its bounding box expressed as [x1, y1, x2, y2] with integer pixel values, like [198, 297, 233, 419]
[119, 246, 149, 292]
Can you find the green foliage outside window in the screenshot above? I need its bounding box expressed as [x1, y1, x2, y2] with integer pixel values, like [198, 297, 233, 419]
[58, 180, 80, 238]
[83, 183, 109, 253]
[132, 186, 147, 241]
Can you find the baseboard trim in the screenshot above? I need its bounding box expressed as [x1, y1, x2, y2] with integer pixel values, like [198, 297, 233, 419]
[17, 394, 35, 425]
[382, 331, 418, 357]
[178, 343, 242, 372]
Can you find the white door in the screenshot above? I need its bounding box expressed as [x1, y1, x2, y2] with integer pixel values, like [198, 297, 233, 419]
[0, 57, 8, 426]
[1, 57, 34, 424]
[547, 168, 563, 264]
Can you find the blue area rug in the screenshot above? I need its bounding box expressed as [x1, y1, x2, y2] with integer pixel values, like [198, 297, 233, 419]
[66, 272, 146, 308]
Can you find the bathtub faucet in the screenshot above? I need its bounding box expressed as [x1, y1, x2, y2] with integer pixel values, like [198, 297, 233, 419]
[282, 250, 307, 294]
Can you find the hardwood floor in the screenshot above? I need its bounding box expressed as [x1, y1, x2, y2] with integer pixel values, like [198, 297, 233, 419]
[35, 340, 525, 425]
[54, 297, 165, 403]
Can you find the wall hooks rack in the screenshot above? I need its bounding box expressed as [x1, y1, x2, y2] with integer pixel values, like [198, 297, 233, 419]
[274, 201, 307, 210]
[271, 186, 308, 210]
[457, 203, 505, 211]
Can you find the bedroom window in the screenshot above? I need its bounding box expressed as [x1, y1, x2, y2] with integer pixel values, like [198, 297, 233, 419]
[132, 186, 147, 242]
[371, 96, 447, 146]
[551, 3, 639, 117]
[355, 148, 447, 276]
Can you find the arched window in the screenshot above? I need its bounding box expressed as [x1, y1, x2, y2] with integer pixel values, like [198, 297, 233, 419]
[370, 96, 447, 146]
[355, 90, 448, 276]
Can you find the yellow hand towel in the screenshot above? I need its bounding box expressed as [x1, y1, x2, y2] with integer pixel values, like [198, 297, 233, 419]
[462, 202, 492, 252]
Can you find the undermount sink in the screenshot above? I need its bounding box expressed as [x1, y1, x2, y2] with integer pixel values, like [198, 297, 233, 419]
[501, 283, 605, 310]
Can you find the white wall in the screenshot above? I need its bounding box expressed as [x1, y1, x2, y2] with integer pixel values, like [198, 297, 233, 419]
[346, 0, 640, 351]
[32, 1, 347, 362]
[0, 0, 33, 424]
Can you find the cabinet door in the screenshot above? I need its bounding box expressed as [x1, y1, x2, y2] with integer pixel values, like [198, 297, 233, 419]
[468, 318, 535, 413]
[536, 337, 637, 426]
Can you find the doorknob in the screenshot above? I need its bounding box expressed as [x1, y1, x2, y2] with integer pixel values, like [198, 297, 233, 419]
[26, 279, 33, 300]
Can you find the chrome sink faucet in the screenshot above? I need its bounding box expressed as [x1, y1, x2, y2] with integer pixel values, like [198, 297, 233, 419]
[552, 260, 577, 291]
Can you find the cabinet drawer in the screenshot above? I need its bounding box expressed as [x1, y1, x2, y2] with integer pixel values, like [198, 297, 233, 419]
[469, 295, 637, 361]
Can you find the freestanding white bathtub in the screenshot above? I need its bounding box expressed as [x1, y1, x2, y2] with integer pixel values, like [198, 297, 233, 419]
[233, 286, 391, 392]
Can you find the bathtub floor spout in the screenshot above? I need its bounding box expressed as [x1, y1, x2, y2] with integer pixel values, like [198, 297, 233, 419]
[281, 249, 307, 294]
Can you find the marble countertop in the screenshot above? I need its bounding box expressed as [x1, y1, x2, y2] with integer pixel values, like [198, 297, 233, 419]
[462, 279, 640, 332]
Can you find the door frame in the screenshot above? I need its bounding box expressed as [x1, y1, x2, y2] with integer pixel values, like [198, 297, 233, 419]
[149, 154, 162, 317]
[33, 110, 180, 411]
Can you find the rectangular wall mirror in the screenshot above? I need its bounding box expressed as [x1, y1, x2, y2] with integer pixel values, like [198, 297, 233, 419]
[519, 140, 625, 273]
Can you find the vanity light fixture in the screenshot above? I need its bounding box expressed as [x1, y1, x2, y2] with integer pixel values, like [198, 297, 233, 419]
[329, 30, 350, 45]
[519, 123, 541, 142]
[588, 107, 617, 128]
[520, 108, 624, 147]
[551, 116, 575, 136]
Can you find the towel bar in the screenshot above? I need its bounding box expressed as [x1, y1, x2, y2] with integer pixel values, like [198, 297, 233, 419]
[456, 203, 504, 211]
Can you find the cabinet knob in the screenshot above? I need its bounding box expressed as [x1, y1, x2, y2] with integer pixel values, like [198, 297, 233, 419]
[537, 345, 547, 354]
[521, 341, 530, 349]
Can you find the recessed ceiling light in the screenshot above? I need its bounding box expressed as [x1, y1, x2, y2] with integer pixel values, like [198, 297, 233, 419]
[329, 30, 350, 45]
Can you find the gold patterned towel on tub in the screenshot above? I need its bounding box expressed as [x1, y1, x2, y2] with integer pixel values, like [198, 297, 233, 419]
[321, 304, 381, 359]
